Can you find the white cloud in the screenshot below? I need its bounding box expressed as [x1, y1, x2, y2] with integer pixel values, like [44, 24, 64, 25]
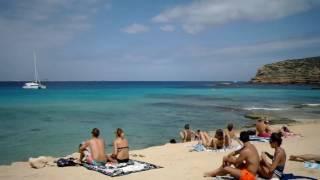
[152, 0, 320, 34]
[160, 24, 175, 32]
[121, 23, 149, 34]
[188, 36, 320, 58]
[0, 0, 109, 50]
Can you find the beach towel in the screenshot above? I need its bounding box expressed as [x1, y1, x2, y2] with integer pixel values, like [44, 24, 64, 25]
[281, 173, 317, 180]
[191, 144, 242, 152]
[249, 135, 270, 142]
[82, 159, 162, 177]
[304, 162, 320, 169]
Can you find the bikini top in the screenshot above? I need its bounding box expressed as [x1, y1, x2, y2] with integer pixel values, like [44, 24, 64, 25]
[117, 146, 129, 152]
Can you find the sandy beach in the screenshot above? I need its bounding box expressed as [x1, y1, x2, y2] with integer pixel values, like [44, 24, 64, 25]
[1, 122, 319, 180]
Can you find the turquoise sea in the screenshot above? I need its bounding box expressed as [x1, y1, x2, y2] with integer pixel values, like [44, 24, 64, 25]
[0, 81, 320, 165]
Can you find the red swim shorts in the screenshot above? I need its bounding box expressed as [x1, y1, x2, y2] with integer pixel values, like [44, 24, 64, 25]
[240, 169, 256, 180]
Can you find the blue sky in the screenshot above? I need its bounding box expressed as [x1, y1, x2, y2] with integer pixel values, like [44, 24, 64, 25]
[1, 0, 320, 81]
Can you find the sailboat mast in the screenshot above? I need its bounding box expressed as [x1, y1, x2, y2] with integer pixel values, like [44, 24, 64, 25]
[33, 51, 39, 83]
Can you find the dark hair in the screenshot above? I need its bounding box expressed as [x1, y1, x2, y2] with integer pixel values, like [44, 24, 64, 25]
[227, 123, 234, 131]
[169, 139, 176, 143]
[257, 119, 263, 123]
[282, 126, 289, 132]
[184, 124, 190, 130]
[116, 128, 124, 137]
[196, 129, 200, 133]
[91, 128, 100, 137]
[239, 131, 249, 143]
[270, 132, 282, 146]
[215, 129, 224, 140]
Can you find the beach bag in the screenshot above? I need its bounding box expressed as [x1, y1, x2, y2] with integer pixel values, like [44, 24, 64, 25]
[56, 158, 76, 167]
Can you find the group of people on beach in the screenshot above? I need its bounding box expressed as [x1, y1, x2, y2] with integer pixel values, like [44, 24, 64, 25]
[79, 120, 315, 180]
[79, 128, 129, 166]
[180, 123, 240, 149]
[180, 122, 287, 179]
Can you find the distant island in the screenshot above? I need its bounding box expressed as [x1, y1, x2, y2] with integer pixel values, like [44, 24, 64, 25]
[250, 56, 320, 84]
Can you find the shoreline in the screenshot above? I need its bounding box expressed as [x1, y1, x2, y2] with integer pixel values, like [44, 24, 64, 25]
[1, 121, 320, 179]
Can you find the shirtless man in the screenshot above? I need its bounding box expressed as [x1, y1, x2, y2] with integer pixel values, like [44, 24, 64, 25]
[79, 128, 114, 165]
[256, 119, 271, 137]
[179, 124, 195, 142]
[204, 131, 260, 180]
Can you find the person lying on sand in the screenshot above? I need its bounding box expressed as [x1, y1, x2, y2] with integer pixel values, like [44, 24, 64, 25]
[204, 131, 259, 180]
[256, 119, 271, 137]
[111, 128, 130, 163]
[289, 154, 320, 163]
[197, 130, 213, 147]
[258, 132, 286, 179]
[180, 124, 196, 142]
[79, 128, 115, 165]
[198, 129, 230, 149]
[278, 126, 302, 138]
[225, 123, 242, 145]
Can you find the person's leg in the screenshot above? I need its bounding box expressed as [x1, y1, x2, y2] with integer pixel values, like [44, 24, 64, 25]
[258, 164, 272, 179]
[290, 154, 320, 162]
[79, 146, 85, 163]
[261, 153, 272, 167]
[223, 166, 241, 178]
[204, 165, 228, 177]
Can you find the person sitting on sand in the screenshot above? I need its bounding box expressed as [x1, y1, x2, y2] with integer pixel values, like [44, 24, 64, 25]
[79, 128, 114, 165]
[258, 132, 286, 179]
[179, 124, 195, 142]
[289, 154, 320, 163]
[256, 119, 271, 137]
[213, 129, 230, 149]
[225, 123, 242, 145]
[111, 128, 130, 163]
[204, 131, 260, 180]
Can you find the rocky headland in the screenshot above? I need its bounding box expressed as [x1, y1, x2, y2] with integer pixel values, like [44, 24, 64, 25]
[251, 56, 320, 84]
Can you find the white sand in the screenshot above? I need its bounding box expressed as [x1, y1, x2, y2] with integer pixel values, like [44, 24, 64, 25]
[1, 122, 319, 180]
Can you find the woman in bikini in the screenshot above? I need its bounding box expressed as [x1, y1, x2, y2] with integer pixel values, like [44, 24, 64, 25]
[213, 129, 230, 149]
[258, 132, 287, 179]
[111, 128, 130, 163]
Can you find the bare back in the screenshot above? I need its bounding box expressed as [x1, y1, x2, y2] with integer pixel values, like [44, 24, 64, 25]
[256, 121, 267, 134]
[240, 143, 260, 175]
[88, 138, 106, 162]
[184, 130, 192, 142]
[114, 138, 129, 160]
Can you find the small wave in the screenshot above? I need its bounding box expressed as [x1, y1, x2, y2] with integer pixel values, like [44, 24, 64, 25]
[244, 107, 288, 111]
[302, 103, 320, 107]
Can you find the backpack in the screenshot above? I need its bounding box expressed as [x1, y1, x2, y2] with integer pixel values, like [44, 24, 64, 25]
[56, 158, 76, 167]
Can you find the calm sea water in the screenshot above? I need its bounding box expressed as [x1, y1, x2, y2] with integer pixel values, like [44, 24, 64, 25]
[0, 81, 320, 165]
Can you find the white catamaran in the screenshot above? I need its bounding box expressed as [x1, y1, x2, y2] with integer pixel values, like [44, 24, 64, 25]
[23, 52, 46, 89]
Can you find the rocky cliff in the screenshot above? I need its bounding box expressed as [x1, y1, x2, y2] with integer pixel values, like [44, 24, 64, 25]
[251, 56, 320, 84]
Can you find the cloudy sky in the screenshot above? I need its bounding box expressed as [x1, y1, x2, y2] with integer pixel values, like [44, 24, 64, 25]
[1, 0, 320, 81]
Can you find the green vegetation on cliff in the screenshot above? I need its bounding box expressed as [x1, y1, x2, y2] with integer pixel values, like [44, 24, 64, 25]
[251, 56, 320, 84]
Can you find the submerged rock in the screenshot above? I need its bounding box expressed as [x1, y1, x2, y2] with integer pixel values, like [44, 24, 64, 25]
[251, 56, 320, 84]
[244, 113, 296, 125]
